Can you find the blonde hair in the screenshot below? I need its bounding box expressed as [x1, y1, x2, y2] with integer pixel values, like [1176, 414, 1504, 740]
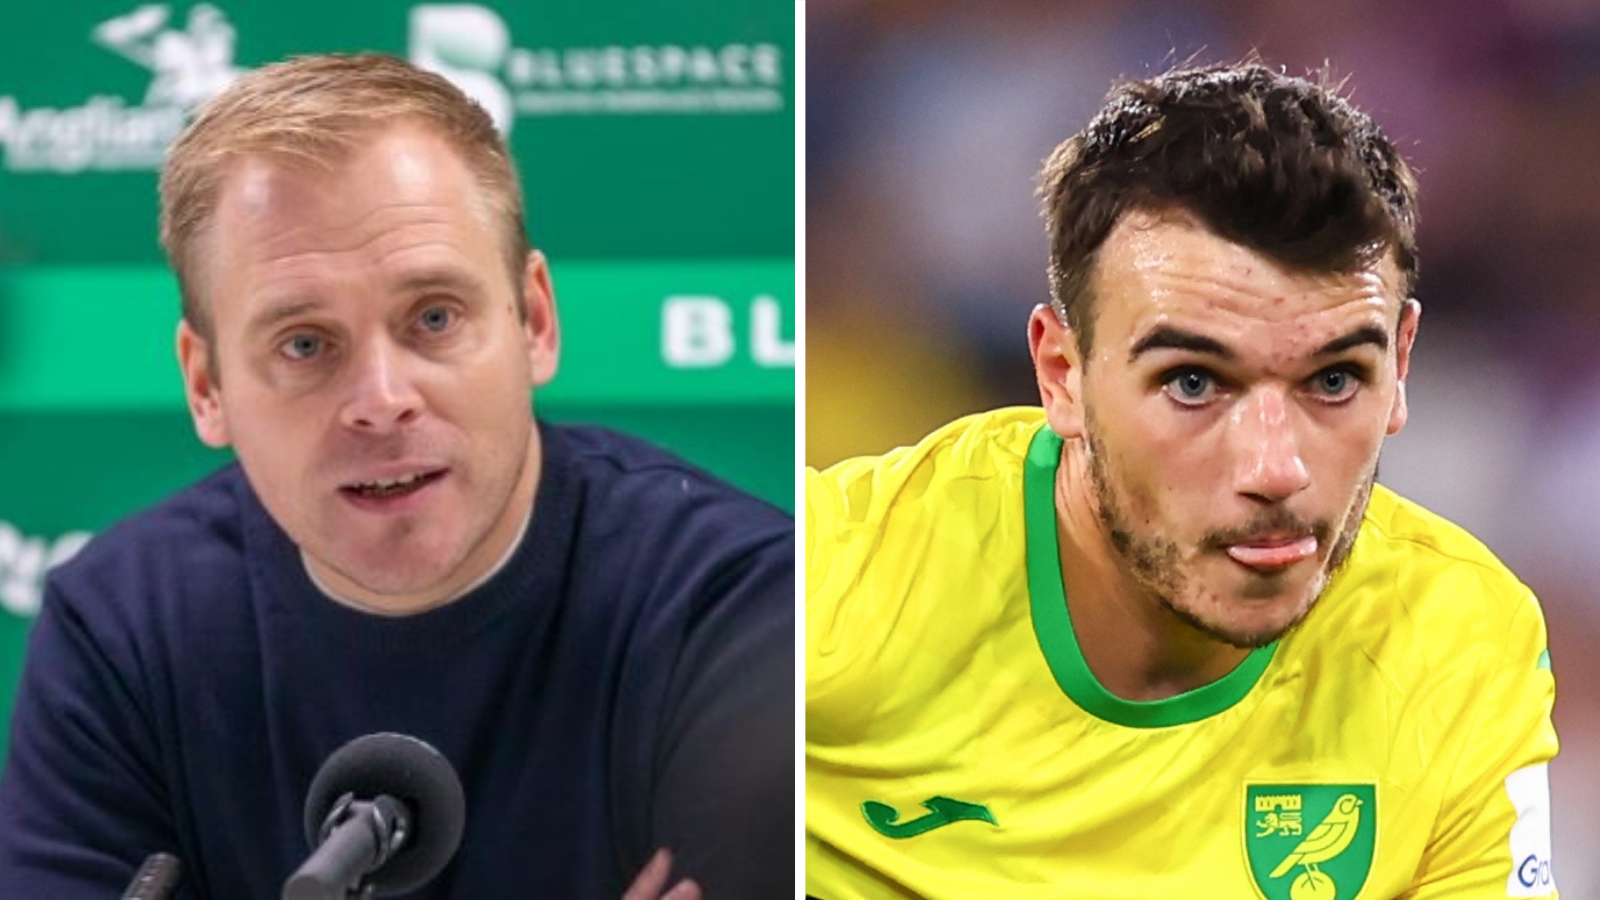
[159, 52, 528, 338]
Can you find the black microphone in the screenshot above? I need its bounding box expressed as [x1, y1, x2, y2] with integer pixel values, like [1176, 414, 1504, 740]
[282, 733, 466, 900]
[122, 852, 181, 899]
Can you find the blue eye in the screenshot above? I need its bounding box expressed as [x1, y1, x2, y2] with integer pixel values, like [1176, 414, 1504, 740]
[1310, 366, 1362, 401]
[418, 305, 456, 333]
[280, 332, 323, 361]
[1164, 368, 1216, 405]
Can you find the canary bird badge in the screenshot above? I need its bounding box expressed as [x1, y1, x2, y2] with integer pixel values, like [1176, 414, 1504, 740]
[1245, 784, 1376, 900]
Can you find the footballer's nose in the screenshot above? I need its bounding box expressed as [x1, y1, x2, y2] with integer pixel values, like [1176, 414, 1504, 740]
[1231, 386, 1310, 503]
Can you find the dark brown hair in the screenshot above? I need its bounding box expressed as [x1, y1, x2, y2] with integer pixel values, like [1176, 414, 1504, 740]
[1038, 61, 1418, 351]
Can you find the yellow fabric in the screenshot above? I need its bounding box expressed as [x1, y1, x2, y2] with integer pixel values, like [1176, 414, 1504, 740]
[806, 407, 1559, 900]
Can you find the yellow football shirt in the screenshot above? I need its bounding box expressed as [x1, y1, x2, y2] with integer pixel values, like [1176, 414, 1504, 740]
[806, 408, 1559, 900]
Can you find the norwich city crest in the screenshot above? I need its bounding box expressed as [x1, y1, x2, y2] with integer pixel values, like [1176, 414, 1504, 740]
[1244, 784, 1375, 900]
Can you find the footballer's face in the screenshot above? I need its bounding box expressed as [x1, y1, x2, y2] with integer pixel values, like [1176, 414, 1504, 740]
[176, 123, 560, 615]
[1034, 209, 1418, 648]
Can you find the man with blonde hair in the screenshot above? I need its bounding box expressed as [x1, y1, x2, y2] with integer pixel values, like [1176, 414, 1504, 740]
[0, 53, 793, 899]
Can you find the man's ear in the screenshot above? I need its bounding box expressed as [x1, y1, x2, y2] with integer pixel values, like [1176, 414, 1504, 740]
[1388, 298, 1421, 436]
[520, 250, 561, 387]
[1029, 304, 1085, 440]
[176, 319, 230, 448]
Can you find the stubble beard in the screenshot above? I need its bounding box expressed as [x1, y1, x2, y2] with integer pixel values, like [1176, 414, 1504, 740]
[1082, 420, 1371, 650]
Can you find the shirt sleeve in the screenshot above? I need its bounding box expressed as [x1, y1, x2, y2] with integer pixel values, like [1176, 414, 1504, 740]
[804, 462, 865, 699]
[646, 527, 796, 899]
[0, 580, 185, 898]
[804, 466, 837, 680]
[1402, 588, 1560, 900]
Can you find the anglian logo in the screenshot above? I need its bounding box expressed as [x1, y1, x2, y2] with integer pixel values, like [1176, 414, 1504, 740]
[0, 4, 242, 172]
[1244, 784, 1376, 900]
[408, 4, 787, 135]
[0, 520, 91, 618]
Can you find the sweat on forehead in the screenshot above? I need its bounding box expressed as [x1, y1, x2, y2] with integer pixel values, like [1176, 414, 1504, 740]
[1105, 208, 1406, 307]
[1081, 211, 1404, 368]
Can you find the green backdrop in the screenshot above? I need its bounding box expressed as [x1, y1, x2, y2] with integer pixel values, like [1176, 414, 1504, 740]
[0, 0, 794, 762]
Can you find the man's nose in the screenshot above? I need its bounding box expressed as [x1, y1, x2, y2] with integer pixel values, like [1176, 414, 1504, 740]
[338, 339, 423, 433]
[1231, 386, 1311, 503]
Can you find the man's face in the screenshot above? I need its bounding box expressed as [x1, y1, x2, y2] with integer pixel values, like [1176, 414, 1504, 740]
[1039, 210, 1417, 648]
[177, 123, 559, 612]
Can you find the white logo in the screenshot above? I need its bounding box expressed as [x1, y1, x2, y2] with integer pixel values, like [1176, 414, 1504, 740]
[0, 521, 92, 618]
[408, 4, 786, 135]
[94, 4, 241, 109]
[409, 5, 512, 132]
[1505, 763, 1556, 897]
[661, 296, 793, 369]
[0, 4, 242, 173]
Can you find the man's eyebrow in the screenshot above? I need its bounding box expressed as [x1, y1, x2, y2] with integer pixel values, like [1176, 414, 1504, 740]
[1128, 323, 1392, 364]
[1315, 325, 1389, 356]
[1129, 326, 1236, 363]
[245, 300, 322, 337]
[395, 268, 486, 295]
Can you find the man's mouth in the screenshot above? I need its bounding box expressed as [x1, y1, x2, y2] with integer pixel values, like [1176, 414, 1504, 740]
[340, 469, 447, 501]
[1225, 535, 1319, 570]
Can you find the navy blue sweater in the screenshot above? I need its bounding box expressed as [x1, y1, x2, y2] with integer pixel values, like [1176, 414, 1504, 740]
[0, 423, 795, 898]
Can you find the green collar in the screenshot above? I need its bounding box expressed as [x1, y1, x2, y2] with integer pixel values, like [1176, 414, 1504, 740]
[1024, 424, 1277, 728]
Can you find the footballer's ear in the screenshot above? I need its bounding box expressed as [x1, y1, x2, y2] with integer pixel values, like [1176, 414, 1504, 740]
[1029, 304, 1085, 441]
[177, 319, 230, 448]
[1388, 298, 1421, 436]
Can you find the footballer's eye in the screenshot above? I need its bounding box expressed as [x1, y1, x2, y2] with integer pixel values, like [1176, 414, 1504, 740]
[1162, 367, 1218, 406]
[1307, 364, 1365, 402]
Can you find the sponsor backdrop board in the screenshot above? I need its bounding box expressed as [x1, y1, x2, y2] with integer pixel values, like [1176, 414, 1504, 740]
[0, 0, 792, 262]
[0, 1, 795, 760]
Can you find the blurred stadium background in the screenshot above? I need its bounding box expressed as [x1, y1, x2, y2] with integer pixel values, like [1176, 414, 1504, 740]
[807, 0, 1600, 889]
[0, 1, 793, 760]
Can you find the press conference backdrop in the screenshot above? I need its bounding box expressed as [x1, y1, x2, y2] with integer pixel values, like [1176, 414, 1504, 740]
[0, 0, 795, 762]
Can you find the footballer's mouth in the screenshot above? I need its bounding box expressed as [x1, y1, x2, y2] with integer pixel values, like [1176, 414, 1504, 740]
[1223, 533, 1319, 571]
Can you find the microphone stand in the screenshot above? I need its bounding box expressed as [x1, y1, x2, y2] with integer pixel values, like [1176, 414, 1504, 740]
[282, 793, 411, 900]
[122, 853, 182, 899]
